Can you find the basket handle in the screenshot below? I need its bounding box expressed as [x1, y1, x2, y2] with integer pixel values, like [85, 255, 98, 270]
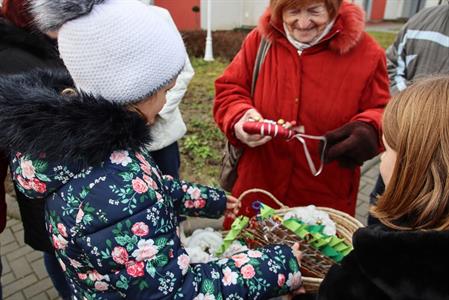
[238, 188, 289, 209]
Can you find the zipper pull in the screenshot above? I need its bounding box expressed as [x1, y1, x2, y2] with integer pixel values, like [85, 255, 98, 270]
[297, 50, 303, 56]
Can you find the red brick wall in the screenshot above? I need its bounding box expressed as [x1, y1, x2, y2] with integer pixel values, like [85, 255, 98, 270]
[154, 0, 201, 30]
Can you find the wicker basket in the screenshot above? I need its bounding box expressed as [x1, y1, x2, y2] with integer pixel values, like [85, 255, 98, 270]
[236, 188, 364, 293]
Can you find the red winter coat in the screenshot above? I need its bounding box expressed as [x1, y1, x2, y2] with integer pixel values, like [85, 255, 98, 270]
[214, 2, 390, 228]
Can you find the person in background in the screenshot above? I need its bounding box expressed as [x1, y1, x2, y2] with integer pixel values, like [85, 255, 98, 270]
[214, 0, 390, 229]
[140, 2, 195, 179]
[0, 156, 7, 299]
[368, 1, 449, 225]
[0, 0, 70, 298]
[0, 5, 7, 293]
[318, 76, 449, 300]
[0, 0, 303, 298]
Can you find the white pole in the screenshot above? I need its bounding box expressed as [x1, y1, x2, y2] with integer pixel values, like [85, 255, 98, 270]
[204, 0, 214, 61]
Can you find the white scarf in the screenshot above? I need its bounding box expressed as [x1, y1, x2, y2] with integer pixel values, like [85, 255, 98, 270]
[284, 20, 336, 52]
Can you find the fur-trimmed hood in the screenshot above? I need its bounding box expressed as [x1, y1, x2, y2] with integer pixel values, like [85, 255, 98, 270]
[0, 17, 58, 60]
[258, 1, 365, 54]
[0, 69, 152, 198]
[319, 224, 449, 299]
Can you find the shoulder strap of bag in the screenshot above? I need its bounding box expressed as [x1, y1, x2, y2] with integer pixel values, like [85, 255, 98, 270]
[251, 37, 271, 97]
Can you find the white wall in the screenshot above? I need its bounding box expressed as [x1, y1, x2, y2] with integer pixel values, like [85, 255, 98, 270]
[242, 0, 269, 27]
[352, 0, 365, 6]
[201, 0, 242, 30]
[384, 0, 441, 19]
[424, 0, 441, 8]
[201, 0, 268, 30]
[384, 0, 405, 19]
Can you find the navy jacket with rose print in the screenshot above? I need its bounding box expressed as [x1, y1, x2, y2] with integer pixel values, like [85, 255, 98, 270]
[0, 69, 302, 299]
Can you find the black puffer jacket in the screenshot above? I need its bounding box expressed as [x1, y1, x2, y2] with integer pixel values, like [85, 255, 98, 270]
[0, 17, 67, 251]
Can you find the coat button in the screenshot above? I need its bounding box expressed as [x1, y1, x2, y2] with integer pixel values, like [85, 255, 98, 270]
[295, 97, 299, 103]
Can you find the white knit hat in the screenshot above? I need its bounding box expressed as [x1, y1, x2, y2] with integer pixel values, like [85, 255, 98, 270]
[31, 0, 186, 104]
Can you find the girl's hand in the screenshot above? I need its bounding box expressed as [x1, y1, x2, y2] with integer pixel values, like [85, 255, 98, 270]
[225, 195, 241, 219]
[291, 242, 303, 267]
[288, 286, 306, 298]
[290, 243, 306, 295]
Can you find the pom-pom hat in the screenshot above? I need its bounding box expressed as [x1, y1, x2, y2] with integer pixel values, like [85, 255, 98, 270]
[31, 0, 186, 104]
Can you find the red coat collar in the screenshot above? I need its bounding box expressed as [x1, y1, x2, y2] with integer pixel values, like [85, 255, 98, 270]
[257, 1, 365, 55]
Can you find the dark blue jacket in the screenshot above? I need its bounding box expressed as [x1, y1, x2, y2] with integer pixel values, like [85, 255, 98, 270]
[0, 69, 301, 299]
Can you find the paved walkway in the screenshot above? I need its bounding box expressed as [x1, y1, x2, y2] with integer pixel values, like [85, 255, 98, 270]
[0, 158, 380, 300]
[356, 156, 380, 224]
[0, 217, 58, 300]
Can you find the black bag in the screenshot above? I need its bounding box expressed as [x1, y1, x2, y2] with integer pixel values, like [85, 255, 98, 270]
[218, 37, 271, 192]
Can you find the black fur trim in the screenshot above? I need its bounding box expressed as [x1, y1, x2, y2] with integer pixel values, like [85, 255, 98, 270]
[30, 0, 105, 32]
[0, 18, 59, 60]
[0, 68, 151, 166]
[354, 225, 449, 292]
[319, 224, 449, 300]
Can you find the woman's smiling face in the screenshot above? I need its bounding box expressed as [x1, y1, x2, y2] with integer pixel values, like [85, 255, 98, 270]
[282, 2, 331, 44]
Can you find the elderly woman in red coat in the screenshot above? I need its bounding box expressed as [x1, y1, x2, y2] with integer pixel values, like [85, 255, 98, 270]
[214, 0, 390, 228]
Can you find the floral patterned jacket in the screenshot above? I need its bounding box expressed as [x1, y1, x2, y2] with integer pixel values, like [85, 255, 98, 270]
[0, 69, 302, 299]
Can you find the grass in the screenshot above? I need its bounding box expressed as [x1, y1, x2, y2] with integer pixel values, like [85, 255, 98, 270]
[178, 32, 397, 185]
[179, 57, 229, 186]
[367, 31, 397, 49]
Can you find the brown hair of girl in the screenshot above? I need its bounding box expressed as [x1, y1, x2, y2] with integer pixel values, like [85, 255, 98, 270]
[372, 76, 449, 231]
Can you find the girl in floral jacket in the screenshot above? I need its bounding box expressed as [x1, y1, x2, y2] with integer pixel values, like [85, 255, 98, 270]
[0, 0, 302, 299]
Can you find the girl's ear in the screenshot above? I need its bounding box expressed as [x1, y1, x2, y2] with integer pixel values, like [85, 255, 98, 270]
[128, 103, 148, 124]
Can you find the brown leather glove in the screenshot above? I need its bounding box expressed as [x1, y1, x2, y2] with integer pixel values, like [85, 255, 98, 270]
[324, 121, 379, 168]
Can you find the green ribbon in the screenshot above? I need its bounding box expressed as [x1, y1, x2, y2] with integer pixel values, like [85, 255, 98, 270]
[260, 203, 276, 219]
[282, 218, 352, 262]
[215, 216, 249, 256]
[215, 204, 353, 262]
